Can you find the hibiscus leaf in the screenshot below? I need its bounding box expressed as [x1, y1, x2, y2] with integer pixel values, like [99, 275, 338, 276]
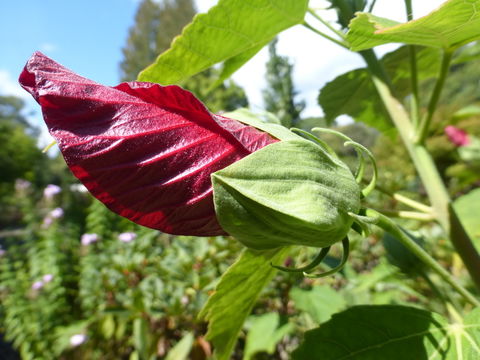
[138, 0, 308, 84]
[292, 305, 480, 360]
[19, 52, 276, 236]
[198, 247, 290, 360]
[347, 0, 480, 51]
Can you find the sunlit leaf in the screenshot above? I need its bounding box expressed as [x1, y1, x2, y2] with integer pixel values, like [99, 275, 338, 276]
[138, 0, 308, 84]
[348, 0, 480, 51]
[290, 285, 346, 324]
[243, 313, 294, 360]
[198, 247, 290, 360]
[293, 305, 480, 360]
[454, 188, 480, 250]
[319, 46, 440, 132]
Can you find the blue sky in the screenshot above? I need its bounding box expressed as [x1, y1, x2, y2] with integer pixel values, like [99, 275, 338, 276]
[1, 1, 138, 89]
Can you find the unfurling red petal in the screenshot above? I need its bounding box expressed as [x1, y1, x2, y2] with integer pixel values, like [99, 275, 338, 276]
[19, 52, 277, 236]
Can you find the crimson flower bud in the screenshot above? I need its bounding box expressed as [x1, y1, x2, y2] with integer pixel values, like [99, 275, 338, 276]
[19, 52, 277, 236]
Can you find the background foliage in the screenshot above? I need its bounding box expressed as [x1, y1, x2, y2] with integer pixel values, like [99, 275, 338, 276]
[1, 0, 480, 359]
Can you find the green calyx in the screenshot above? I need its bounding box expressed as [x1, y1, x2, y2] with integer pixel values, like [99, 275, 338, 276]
[211, 137, 361, 250]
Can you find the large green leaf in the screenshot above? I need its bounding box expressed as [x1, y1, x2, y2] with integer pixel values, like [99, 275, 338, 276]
[292, 305, 480, 360]
[319, 68, 389, 131]
[198, 247, 290, 360]
[138, 0, 308, 84]
[347, 0, 480, 51]
[454, 188, 480, 250]
[243, 313, 294, 360]
[290, 285, 346, 324]
[318, 46, 441, 132]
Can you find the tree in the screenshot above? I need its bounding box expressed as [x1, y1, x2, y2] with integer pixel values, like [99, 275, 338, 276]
[120, 0, 248, 112]
[120, 0, 196, 82]
[0, 96, 42, 184]
[184, 68, 249, 113]
[262, 38, 305, 127]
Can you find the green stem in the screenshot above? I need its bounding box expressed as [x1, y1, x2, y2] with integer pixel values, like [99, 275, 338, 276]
[375, 209, 435, 221]
[408, 47, 420, 126]
[370, 183, 433, 213]
[369, 74, 480, 289]
[419, 269, 450, 313]
[404, 2, 420, 126]
[404, 0, 413, 20]
[307, 8, 346, 39]
[302, 22, 349, 49]
[415, 50, 453, 144]
[392, 193, 432, 214]
[367, 209, 480, 307]
[360, 49, 395, 94]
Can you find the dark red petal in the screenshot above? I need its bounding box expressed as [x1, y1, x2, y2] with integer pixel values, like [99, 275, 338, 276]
[19, 52, 277, 236]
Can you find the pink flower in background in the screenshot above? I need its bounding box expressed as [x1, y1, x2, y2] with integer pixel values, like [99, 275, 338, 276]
[69, 334, 87, 346]
[42, 274, 54, 283]
[118, 232, 137, 243]
[15, 179, 31, 191]
[42, 208, 64, 228]
[0, 248, 5, 257]
[445, 126, 470, 146]
[43, 184, 62, 199]
[42, 217, 53, 229]
[31, 280, 44, 290]
[81, 233, 99, 246]
[50, 207, 64, 219]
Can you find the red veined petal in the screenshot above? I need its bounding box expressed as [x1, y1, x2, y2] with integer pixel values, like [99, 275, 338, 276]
[19, 52, 277, 236]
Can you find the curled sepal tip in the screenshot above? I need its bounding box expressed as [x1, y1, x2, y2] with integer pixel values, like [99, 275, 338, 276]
[312, 127, 378, 198]
[271, 246, 331, 273]
[303, 237, 350, 278]
[290, 127, 337, 157]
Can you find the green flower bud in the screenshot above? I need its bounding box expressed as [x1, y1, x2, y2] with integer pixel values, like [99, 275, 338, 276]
[212, 137, 361, 250]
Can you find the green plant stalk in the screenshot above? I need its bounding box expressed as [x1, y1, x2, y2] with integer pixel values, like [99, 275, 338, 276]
[408, 45, 420, 127]
[415, 50, 453, 144]
[393, 193, 432, 214]
[358, 49, 480, 289]
[307, 8, 346, 40]
[370, 182, 433, 213]
[369, 73, 480, 290]
[404, 0, 420, 127]
[376, 209, 435, 222]
[404, 0, 413, 19]
[366, 209, 480, 307]
[302, 22, 349, 49]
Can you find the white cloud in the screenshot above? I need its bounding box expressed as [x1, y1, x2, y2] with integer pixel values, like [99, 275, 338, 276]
[39, 42, 58, 54]
[0, 69, 29, 98]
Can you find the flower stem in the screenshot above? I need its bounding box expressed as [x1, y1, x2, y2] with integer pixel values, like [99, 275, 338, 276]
[361, 52, 480, 290]
[415, 49, 453, 144]
[375, 209, 435, 221]
[370, 183, 433, 213]
[307, 8, 346, 40]
[404, 0, 420, 127]
[302, 22, 349, 49]
[366, 209, 480, 308]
